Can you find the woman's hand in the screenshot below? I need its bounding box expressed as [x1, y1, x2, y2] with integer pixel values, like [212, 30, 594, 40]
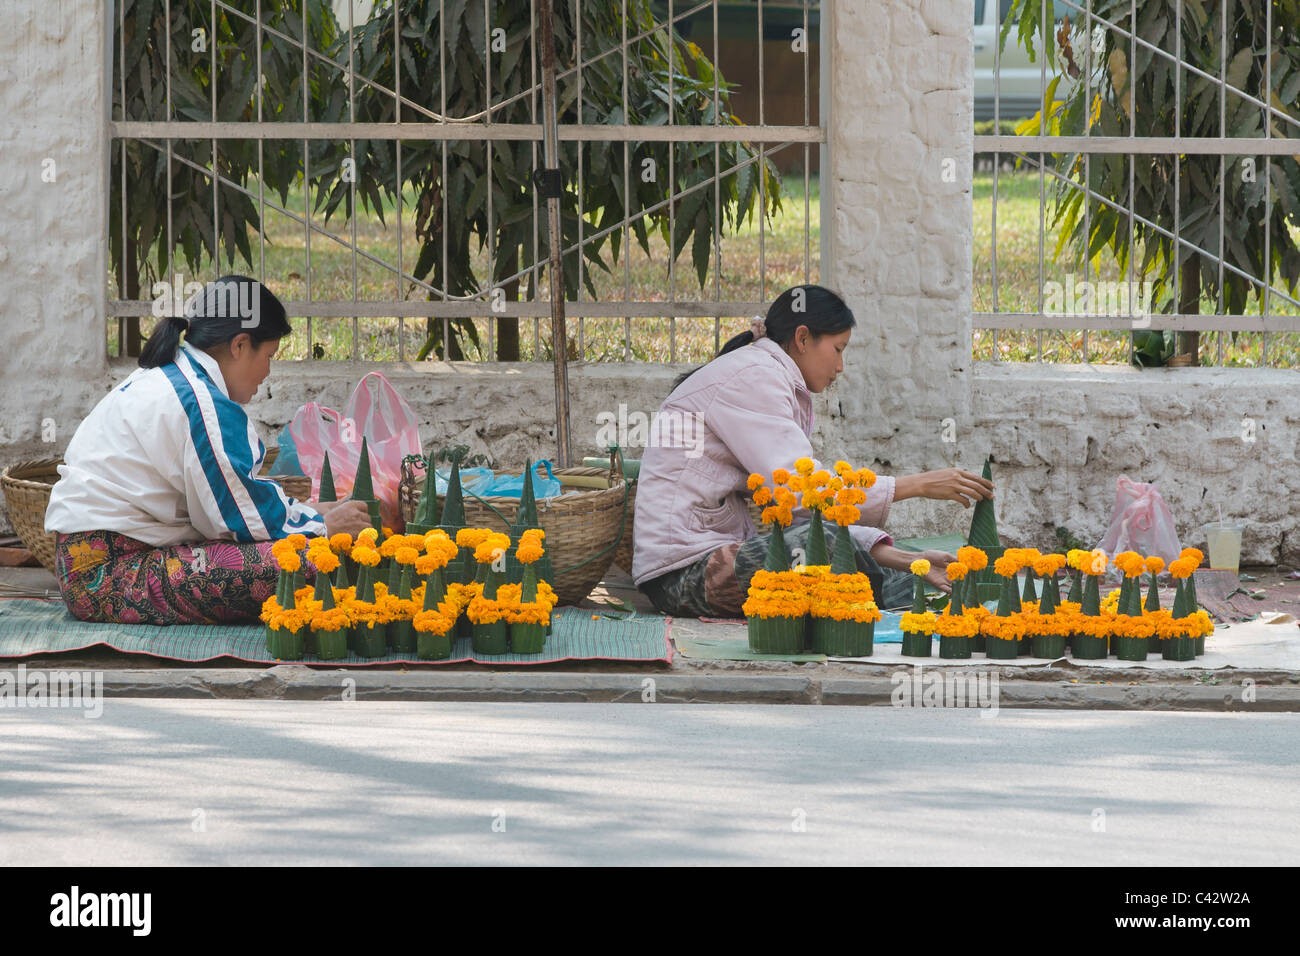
[314, 499, 373, 538]
[895, 469, 994, 508]
[918, 549, 957, 595]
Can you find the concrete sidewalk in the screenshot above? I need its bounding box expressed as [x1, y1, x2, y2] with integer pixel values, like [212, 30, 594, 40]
[3, 563, 1299, 711]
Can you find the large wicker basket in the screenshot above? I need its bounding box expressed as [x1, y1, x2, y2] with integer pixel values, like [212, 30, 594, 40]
[1, 456, 312, 575]
[400, 460, 629, 606]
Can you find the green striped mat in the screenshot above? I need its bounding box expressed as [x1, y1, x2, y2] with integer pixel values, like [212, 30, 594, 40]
[0, 599, 672, 666]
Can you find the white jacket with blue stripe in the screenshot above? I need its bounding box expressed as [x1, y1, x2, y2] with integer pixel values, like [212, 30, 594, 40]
[45, 341, 325, 546]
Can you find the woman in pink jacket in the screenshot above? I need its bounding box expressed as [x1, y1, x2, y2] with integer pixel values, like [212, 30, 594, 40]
[632, 285, 994, 616]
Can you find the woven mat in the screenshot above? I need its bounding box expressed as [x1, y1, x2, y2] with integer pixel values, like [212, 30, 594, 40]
[0, 599, 672, 666]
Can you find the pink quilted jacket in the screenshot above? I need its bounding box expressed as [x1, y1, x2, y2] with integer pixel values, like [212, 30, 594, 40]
[631, 337, 895, 584]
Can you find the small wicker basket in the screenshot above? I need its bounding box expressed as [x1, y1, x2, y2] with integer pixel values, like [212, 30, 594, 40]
[1, 455, 313, 575]
[399, 455, 629, 606]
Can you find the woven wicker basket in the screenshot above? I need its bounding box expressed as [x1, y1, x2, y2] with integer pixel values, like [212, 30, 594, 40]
[1, 457, 312, 575]
[399, 461, 629, 606]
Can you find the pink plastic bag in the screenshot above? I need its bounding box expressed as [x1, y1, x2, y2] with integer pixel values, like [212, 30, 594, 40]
[289, 372, 423, 531]
[1097, 476, 1182, 565]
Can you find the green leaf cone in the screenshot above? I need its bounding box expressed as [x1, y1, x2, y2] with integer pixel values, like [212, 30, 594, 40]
[422, 568, 447, 612]
[967, 457, 1000, 548]
[483, 565, 503, 600]
[412, 454, 439, 527]
[353, 435, 376, 501]
[1186, 572, 1199, 613]
[522, 562, 539, 603]
[830, 524, 856, 575]
[1172, 578, 1191, 618]
[313, 569, 335, 609]
[996, 574, 1020, 617]
[764, 521, 792, 572]
[397, 564, 414, 601]
[1021, 566, 1037, 605]
[1038, 574, 1058, 614]
[911, 576, 926, 615]
[506, 462, 554, 584]
[1047, 573, 1062, 606]
[1067, 568, 1082, 603]
[1145, 573, 1160, 612]
[1082, 574, 1101, 616]
[806, 509, 829, 566]
[319, 452, 337, 502]
[439, 457, 467, 528]
[356, 562, 376, 603]
[949, 575, 965, 614]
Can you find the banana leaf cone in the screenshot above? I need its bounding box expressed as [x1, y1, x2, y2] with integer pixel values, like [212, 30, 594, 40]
[1066, 567, 1082, 603]
[1186, 571, 1200, 613]
[809, 616, 873, 656]
[265, 566, 292, 652]
[805, 509, 830, 567]
[1171, 578, 1191, 619]
[764, 520, 792, 572]
[268, 624, 304, 661]
[510, 563, 548, 653]
[1145, 573, 1161, 612]
[472, 566, 509, 654]
[967, 457, 1000, 549]
[438, 456, 467, 527]
[949, 576, 965, 615]
[911, 575, 927, 615]
[1038, 576, 1059, 615]
[318, 451, 338, 503]
[506, 460, 555, 584]
[311, 569, 348, 660]
[830, 523, 856, 575]
[352, 435, 383, 532]
[1047, 572, 1062, 606]
[995, 574, 1021, 616]
[1020, 567, 1037, 605]
[900, 575, 931, 656]
[1123, 577, 1145, 616]
[389, 564, 417, 653]
[349, 562, 387, 657]
[1082, 574, 1101, 616]
[405, 452, 440, 535]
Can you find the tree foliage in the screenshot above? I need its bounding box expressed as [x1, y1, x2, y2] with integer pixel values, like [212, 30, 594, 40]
[1002, 0, 1300, 365]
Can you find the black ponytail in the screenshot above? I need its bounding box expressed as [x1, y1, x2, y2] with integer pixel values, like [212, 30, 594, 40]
[670, 284, 857, 392]
[139, 275, 292, 369]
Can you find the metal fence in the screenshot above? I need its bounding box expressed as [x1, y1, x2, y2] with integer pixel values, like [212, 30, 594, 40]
[973, 0, 1300, 367]
[108, 0, 824, 364]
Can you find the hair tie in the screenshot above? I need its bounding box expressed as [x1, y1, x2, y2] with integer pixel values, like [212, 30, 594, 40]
[171, 315, 191, 335]
[749, 316, 766, 341]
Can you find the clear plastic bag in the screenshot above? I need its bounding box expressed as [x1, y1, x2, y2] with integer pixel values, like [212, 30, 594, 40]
[1097, 475, 1182, 565]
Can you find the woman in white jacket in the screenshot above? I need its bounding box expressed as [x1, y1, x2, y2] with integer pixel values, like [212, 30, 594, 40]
[45, 276, 371, 625]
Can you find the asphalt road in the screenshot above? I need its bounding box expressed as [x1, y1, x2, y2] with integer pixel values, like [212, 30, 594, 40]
[2, 701, 1296, 865]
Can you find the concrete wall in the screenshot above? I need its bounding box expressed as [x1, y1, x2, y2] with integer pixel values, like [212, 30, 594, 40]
[3, 0, 1297, 568]
[0, 0, 110, 478]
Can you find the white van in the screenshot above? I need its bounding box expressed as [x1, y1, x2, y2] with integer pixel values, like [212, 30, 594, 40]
[976, 0, 1079, 121]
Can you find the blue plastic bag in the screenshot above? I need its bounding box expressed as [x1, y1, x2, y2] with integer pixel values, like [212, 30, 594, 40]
[429, 467, 494, 496]
[267, 423, 303, 475]
[478, 460, 563, 499]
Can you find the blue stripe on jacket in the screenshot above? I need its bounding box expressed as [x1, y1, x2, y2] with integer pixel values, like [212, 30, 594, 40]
[161, 362, 256, 542]
[178, 351, 298, 539]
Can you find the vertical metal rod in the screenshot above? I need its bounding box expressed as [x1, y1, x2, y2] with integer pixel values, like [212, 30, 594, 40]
[1263, 1, 1272, 367]
[1037, 0, 1045, 362]
[211, 0, 219, 279]
[624, 0, 632, 361]
[486, 0, 495, 361]
[667, 0, 676, 362]
[1217, 0, 1225, 366]
[348, 0, 359, 361]
[991, 0, 1000, 358]
[533, 0, 541, 360]
[256, 0, 265, 299]
[538, 0, 572, 467]
[802, 0, 810, 285]
[165, 0, 174, 303]
[1173, 0, 1180, 365]
[440, 0, 449, 360]
[575, 0, 584, 359]
[1082, 0, 1091, 363]
[756, 0, 764, 310]
[303, 1, 313, 358]
[1127, 0, 1135, 367]
[714, 0, 722, 353]
[118, 0, 127, 353]
[396, 0, 405, 362]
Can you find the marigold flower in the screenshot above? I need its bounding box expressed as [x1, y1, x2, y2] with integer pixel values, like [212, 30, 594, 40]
[753, 487, 773, 506]
[310, 548, 340, 575]
[456, 528, 491, 549]
[395, 546, 420, 565]
[794, 457, 815, 477]
[993, 555, 1020, 578]
[957, 546, 988, 572]
[910, 559, 931, 576]
[474, 532, 512, 564]
[747, 473, 765, 491]
[276, 550, 302, 573]
[946, 561, 968, 581]
[357, 527, 379, 546]
[772, 468, 790, 485]
[351, 545, 381, 567]
[328, 533, 354, 553]
[1145, 556, 1165, 574]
